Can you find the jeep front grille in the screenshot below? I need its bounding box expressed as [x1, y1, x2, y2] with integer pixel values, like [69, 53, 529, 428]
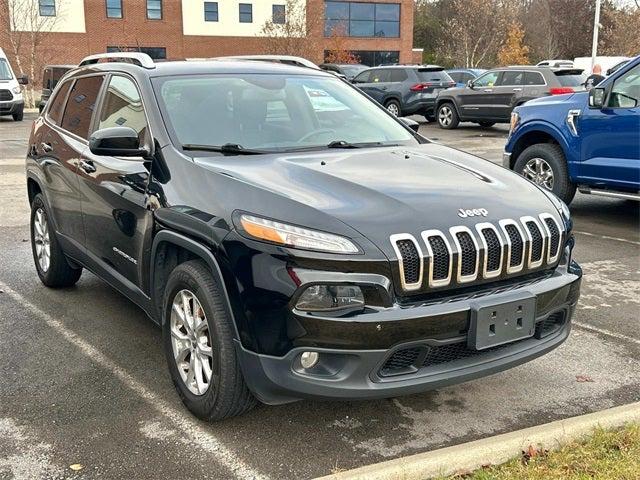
[391, 213, 564, 292]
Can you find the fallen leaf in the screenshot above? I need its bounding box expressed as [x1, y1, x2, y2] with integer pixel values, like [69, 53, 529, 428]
[69, 464, 84, 471]
[576, 375, 594, 383]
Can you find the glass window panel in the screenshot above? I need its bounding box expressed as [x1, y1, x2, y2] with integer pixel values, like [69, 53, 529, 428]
[374, 21, 398, 37]
[99, 76, 148, 141]
[325, 1, 349, 19]
[147, 0, 162, 19]
[239, 3, 252, 22]
[47, 80, 72, 125]
[498, 70, 524, 86]
[61, 76, 104, 139]
[272, 4, 285, 24]
[106, 0, 122, 18]
[204, 2, 218, 21]
[325, 19, 347, 36]
[350, 3, 374, 20]
[524, 72, 545, 86]
[39, 0, 56, 16]
[375, 3, 399, 21]
[474, 71, 499, 87]
[349, 20, 374, 37]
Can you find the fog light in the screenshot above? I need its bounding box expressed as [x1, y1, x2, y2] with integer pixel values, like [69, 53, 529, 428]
[300, 351, 319, 369]
[295, 285, 364, 313]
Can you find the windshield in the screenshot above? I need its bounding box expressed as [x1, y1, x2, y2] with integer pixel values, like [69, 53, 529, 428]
[153, 74, 417, 153]
[0, 59, 13, 81]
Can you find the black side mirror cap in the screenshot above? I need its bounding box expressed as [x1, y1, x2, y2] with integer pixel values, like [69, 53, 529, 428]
[398, 117, 420, 132]
[89, 127, 150, 158]
[18, 75, 28, 85]
[466, 79, 474, 89]
[589, 87, 606, 108]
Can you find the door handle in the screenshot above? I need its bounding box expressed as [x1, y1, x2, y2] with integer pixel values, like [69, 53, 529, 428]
[79, 159, 96, 174]
[40, 142, 53, 153]
[512, 88, 523, 92]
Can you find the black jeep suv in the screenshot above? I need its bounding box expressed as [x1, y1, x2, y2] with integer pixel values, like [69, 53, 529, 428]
[26, 52, 581, 421]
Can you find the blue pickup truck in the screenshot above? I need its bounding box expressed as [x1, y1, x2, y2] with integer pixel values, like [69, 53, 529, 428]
[504, 55, 640, 204]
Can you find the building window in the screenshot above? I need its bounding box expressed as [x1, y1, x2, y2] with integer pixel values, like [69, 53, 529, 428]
[39, 0, 56, 16]
[204, 2, 218, 22]
[324, 2, 400, 38]
[147, 0, 162, 20]
[272, 4, 286, 24]
[106, 0, 122, 18]
[107, 46, 167, 60]
[239, 3, 252, 23]
[327, 50, 399, 66]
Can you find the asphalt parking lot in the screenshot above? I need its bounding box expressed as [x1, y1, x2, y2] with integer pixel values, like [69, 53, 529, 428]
[1, 114, 639, 480]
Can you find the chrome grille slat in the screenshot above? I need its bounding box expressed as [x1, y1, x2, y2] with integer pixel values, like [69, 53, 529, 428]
[391, 213, 563, 292]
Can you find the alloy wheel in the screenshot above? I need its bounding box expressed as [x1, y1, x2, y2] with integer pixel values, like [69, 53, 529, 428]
[33, 208, 51, 272]
[523, 157, 555, 190]
[438, 106, 453, 126]
[170, 289, 214, 396]
[386, 103, 400, 116]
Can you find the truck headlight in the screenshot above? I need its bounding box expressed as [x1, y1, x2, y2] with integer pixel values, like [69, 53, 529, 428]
[295, 285, 364, 313]
[237, 214, 360, 254]
[509, 111, 520, 135]
[11, 86, 21, 94]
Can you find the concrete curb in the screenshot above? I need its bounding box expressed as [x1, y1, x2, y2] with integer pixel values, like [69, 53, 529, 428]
[316, 401, 640, 480]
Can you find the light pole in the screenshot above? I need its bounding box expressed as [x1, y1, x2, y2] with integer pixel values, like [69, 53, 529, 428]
[591, 0, 601, 72]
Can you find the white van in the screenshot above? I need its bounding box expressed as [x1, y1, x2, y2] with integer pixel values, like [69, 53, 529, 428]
[0, 47, 28, 121]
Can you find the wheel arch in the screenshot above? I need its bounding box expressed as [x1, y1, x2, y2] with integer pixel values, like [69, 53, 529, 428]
[509, 123, 570, 170]
[435, 97, 460, 117]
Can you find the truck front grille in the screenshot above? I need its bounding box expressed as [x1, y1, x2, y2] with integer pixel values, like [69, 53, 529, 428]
[391, 213, 563, 293]
[0, 89, 12, 101]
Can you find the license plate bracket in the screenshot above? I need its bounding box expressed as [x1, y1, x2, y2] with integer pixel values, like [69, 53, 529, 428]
[468, 292, 536, 350]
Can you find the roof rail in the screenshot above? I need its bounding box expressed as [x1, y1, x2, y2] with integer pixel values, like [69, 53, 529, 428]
[79, 52, 155, 69]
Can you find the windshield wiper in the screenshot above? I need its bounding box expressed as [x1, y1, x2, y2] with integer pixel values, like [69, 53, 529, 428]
[326, 140, 402, 149]
[181, 143, 266, 155]
[326, 140, 362, 149]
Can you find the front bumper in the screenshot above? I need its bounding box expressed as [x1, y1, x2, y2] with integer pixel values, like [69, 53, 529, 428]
[0, 99, 24, 116]
[237, 263, 581, 404]
[502, 151, 512, 169]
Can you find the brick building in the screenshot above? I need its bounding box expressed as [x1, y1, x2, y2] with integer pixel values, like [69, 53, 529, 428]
[1, 0, 415, 71]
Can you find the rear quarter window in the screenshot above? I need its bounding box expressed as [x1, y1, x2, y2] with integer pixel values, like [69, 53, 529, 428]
[554, 72, 587, 87]
[46, 80, 73, 125]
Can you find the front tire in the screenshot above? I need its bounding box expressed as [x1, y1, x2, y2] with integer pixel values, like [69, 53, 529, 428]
[437, 102, 459, 129]
[30, 193, 82, 287]
[384, 99, 401, 116]
[12, 106, 24, 121]
[514, 143, 577, 204]
[163, 260, 256, 421]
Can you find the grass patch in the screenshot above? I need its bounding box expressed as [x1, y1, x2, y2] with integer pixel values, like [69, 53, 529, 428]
[445, 423, 640, 479]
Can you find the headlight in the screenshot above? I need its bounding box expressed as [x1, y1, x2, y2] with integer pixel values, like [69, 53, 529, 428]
[509, 111, 520, 134]
[295, 285, 364, 312]
[541, 188, 571, 221]
[11, 86, 21, 94]
[237, 214, 360, 254]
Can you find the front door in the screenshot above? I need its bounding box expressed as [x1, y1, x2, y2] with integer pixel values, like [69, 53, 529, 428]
[577, 63, 640, 190]
[77, 74, 154, 288]
[458, 70, 500, 120]
[491, 70, 525, 119]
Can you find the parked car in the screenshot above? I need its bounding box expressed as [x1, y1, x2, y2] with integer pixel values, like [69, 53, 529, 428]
[536, 60, 574, 68]
[37, 64, 74, 112]
[28, 52, 581, 421]
[0, 47, 28, 121]
[319, 63, 369, 81]
[446, 68, 486, 87]
[353, 65, 455, 119]
[504, 55, 640, 204]
[435, 66, 586, 129]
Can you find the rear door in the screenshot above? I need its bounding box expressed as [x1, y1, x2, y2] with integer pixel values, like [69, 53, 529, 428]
[78, 73, 154, 288]
[523, 71, 547, 101]
[577, 63, 640, 190]
[353, 68, 391, 104]
[458, 70, 500, 120]
[491, 70, 525, 119]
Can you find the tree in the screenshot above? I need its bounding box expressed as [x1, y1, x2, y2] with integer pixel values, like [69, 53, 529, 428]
[259, 0, 321, 61]
[323, 24, 359, 64]
[497, 21, 529, 66]
[0, 0, 65, 107]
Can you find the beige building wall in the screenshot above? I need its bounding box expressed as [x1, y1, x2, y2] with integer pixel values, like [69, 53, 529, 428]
[10, 0, 86, 33]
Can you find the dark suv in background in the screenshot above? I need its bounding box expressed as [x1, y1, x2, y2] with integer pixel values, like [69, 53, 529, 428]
[353, 65, 455, 119]
[27, 53, 581, 421]
[37, 64, 74, 112]
[319, 63, 369, 81]
[435, 66, 586, 129]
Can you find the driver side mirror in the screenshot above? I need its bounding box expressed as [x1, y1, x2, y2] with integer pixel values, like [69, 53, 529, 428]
[466, 79, 474, 89]
[589, 87, 606, 108]
[398, 117, 420, 132]
[89, 127, 150, 158]
[17, 74, 28, 85]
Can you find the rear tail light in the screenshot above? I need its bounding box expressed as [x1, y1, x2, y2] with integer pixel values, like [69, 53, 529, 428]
[410, 83, 434, 91]
[549, 87, 574, 95]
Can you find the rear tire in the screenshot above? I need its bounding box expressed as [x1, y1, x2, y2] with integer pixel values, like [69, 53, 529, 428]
[30, 193, 82, 287]
[163, 260, 257, 421]
[384, 99, 401, 116]
[514, 143, 577, 204]
[437, 102, 459, 129]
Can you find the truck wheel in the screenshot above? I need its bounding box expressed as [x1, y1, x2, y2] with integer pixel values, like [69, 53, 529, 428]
[515, 143, 576, 204]
[437, 103, 459, 129]
[12, 107, 24, 121]
[384, 99, 401, 116]
[30, 193, 82, 287]
[163, 260, 257, 421]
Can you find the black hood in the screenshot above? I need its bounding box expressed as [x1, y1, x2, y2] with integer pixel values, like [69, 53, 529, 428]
[195, 143, 559, 258]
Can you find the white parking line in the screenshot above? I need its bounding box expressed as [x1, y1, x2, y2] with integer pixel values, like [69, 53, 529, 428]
[573, 321, 640, 346]
[0, 281, 269, 480]
[574, 230, 640, 246]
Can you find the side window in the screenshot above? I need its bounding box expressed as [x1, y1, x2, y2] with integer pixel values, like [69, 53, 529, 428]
[609, 65, 640, 109]
[390, 69, 408, 82]
[448, 72, 462, 83]
[474, 71, 499, 87]
[524, 72, 545, 86]
[498, 70, 524, 86]
[370, 69, 391, 83]
[47, 79, 73, 125]
[61, 76, 104, 139]
[97, 76, 148, 142]
[354, 70, 371, 83]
